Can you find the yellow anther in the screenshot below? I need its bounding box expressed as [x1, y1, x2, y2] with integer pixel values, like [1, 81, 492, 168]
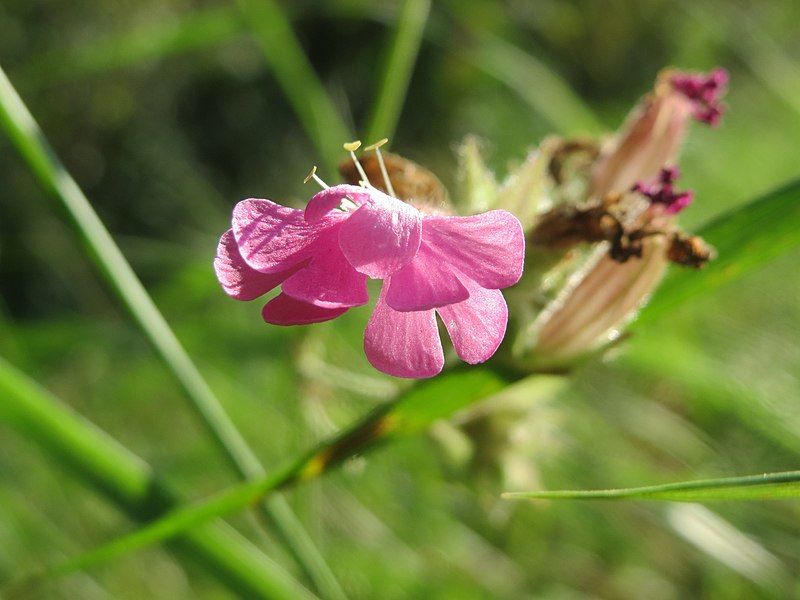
[364, 138, 389, 151]
[303, 165, 317, 184]
[343, 140, 362, 152]
[303, 165, 329, 189]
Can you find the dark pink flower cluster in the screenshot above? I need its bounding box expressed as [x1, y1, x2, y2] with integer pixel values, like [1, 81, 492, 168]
[215, 184, 524, 378]
[670, 68, 729, 126]
[632, 166, 693, 214]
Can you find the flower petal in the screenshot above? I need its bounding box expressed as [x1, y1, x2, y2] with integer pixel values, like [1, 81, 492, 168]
[385, 244, 469, 311]
[436, 278, 508, 364]
[304, 184, 374, 224]
[262, 293, 348, 325]
[232, 198, 341, 273]
[423, 210, 524, 289]
[364, 284, 444, 378]
[338, 190, 422, 279]
[214, 230, 301, 300]
[281, 228, 369, 308]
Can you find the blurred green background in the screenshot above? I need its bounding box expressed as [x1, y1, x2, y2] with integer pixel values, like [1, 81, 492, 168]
[1, 0, 800, 597]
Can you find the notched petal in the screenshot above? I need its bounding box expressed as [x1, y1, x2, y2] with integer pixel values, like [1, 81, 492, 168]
[437, 279, 508, 364]
[385, 245, 469, 311]
[281, 229, 369, 308]
[364, 285, 444, 378]
[424, 210, 524, 289]
[214, 230, 300, 300]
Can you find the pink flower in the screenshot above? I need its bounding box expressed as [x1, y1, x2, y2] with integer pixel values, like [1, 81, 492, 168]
[215, 184, 524, 378]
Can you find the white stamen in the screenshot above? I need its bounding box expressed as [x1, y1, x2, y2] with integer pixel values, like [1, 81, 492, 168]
[343, 140, 372, 187]
[340, 198, 359, 211]
[303, 165, 330, 189]
[366, 138, 396, 197]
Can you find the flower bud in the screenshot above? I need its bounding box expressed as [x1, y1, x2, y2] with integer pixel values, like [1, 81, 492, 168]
[519, 237, 668, 366]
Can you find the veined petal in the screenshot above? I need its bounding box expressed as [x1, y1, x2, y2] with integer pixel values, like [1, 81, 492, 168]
[385, 244, 469, 311]
[305, 184, 374, 223]
[232, 198, 341, 273]
[437, 278, 508, 364]
[262, 294, 348, 326]
[424, 210, 524, 289]
[281, 228, 369, 308]
[338, 190, 422, 279]
[364, 284, 444, 378]
[214, 230, 301, 300]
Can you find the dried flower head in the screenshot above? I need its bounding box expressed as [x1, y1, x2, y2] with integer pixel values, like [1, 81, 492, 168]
[670, 68, 729, 126]
[590, 68, 729, 198]
[632, 166, 693, 214]
[511, 68, 725, 368]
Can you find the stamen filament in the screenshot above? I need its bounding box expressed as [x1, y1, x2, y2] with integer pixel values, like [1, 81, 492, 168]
[366, 138, 396, 197]
[344, 140, 371, 187]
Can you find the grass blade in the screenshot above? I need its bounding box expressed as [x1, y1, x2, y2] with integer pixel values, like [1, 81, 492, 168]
[0, 357, 315, 600]
[502, 471, 800, 502]
[38, 372, 561, 579]
[365, 0, 431, 142]
[637, 178, 800, 325]
[236, 0, 351, 172]
[24, 6, 241, 82]
[457, 32, 603, 135]
[0, 64, 344, 599]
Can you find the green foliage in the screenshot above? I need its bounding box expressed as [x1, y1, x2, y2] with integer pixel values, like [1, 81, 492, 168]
[504, 471, 800, 501]
[637, 179, 800, 326]
[0, 62, 344, 600]
[0, 357, 315, 599]
[366, 0, 431, 142]
[1, 0, 800, 598]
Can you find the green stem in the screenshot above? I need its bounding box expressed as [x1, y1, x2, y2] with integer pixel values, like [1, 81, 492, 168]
[366, 0, 431, 142]
[0, 64, 345, 600]
[236, 0, 351, 173]
[0, 357, 315, 600]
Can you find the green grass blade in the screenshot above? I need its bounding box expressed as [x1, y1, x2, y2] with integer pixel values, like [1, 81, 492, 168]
[236, 0, 351, 172]
[0, 64, 344, 600]
[365, 0, 431, 142]
[457, 32, 603, 135]
[637, 178, 800, 325]
[622, 336, 800, 456]
[39, 371, 559, 579]
[502, 471, 800, 502]
[0, 357, 315, 600]
[24, 6, 241, 82]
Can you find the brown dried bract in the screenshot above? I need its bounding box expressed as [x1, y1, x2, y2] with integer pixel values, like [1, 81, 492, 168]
[530, 200, 713, 267]
[339, 152, 448, 208]
[547, 138, 600, 185]
[666, 232, 714, 268]
[528, 204, 621, 249]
